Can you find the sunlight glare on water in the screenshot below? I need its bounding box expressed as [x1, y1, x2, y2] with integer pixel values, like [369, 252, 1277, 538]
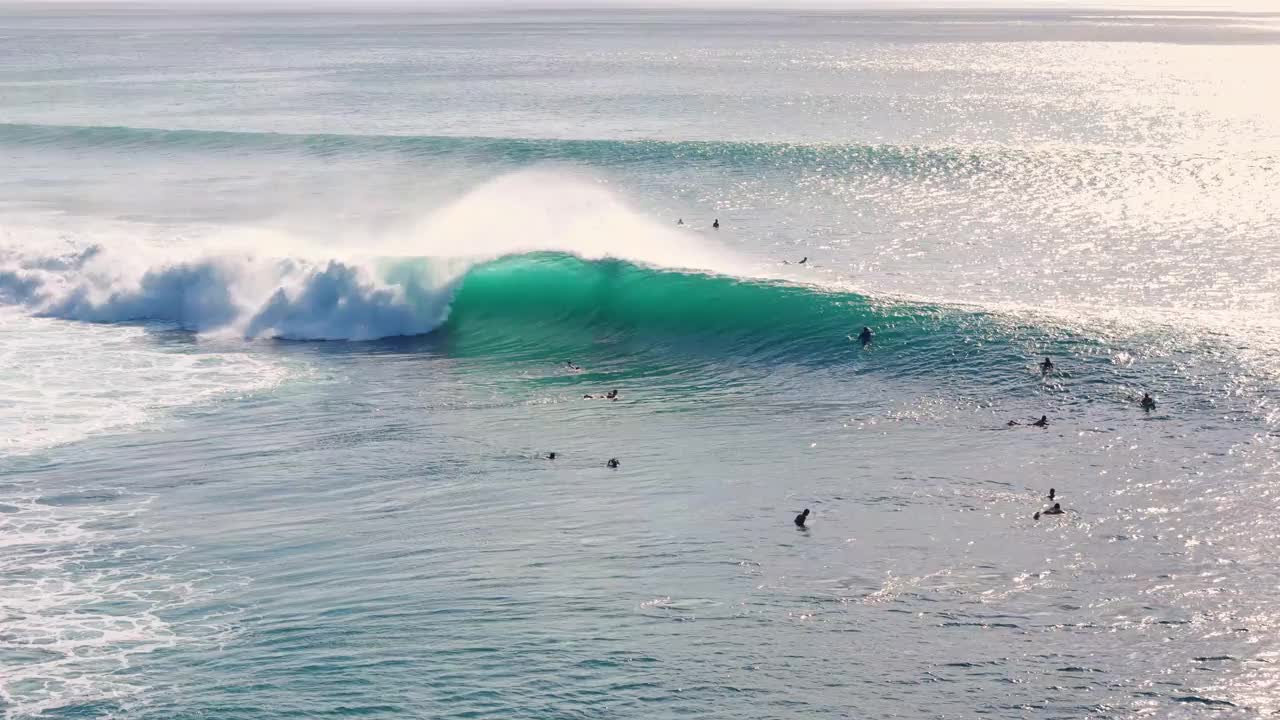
[0, 5, 1278, 719]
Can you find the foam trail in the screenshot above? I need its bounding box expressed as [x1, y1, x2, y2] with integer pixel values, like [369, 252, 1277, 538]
[0, 309, 288, 455]
[0, 487, 245, 717]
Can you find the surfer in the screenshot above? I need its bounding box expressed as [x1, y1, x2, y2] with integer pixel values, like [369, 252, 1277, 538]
[1048, 488, 1055, 501]
[1040, 357, 1054, 376]
[677, 218, 684, 225]
[858, 326, 873, 348]
[547, 452, 557, 460]
[605, 389, 618, 400]
[1031, 415, 1049, 428]
[794, 508, 810, 528]
[712, 218, 720, 229]
[1034, 503, 1064, 520]
[798, 256, 807, 265]
[607, 458, 620, 469]
[1141, 393, 1156, 412]
[565, 360, 581, 371]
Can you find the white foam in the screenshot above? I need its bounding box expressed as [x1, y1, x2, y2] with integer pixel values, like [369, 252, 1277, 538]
[0, 491, 239, 718]
[0, 309, 288, 456]
[0, 171, 748, 343]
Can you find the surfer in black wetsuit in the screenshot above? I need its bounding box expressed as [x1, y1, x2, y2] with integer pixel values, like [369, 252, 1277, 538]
[1141, 393, 1156, 412]
[565, 360, 581, 371]
[798, 257, 807, 265]
[712, 219, 720, 229]
[1034, 502, 1064, 520]
[1031, 415, 1049, 427]
[605, 389, 618, 400]
[1040, 357, 1054, 376]
[547, 452, 557, 460]
[1048, 488, 1055, 501]
[677, 218, 684, 225]
[795, 508, 810, 528]
[607, 458, 620, 468]
[858, 326, 873, 348]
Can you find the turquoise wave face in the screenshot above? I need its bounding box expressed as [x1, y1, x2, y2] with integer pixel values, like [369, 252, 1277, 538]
[430, 254, 1236, 412]
[434, 252, 981, 368]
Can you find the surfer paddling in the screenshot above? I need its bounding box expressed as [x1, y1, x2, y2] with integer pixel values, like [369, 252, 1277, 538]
[1033, 503, 1064, 520]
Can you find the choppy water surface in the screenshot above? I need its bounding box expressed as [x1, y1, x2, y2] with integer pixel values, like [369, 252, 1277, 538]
[1, 6, 1279, 719]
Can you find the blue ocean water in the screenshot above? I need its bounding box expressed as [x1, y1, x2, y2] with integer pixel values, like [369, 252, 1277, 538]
[2, 5, 1280, 718]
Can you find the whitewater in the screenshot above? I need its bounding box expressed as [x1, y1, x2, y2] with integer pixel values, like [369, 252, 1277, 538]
[2, 5, 1280, 720]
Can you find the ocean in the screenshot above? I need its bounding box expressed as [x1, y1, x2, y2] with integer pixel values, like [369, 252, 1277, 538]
[1, 4, 1279, 718]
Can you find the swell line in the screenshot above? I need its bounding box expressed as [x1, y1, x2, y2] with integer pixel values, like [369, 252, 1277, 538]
[0, 122, 1002, 176]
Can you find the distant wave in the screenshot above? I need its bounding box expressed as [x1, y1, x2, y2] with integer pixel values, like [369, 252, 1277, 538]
[0, 122, 1002, 178]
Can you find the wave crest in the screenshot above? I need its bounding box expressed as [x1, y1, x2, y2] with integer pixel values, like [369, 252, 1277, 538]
[0, 169, 755, 342]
